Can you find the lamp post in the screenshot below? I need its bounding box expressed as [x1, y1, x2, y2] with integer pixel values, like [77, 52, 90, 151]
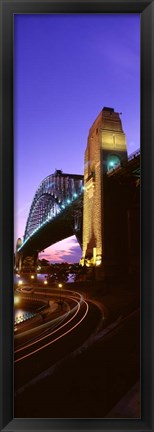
[58, 283, 63, 306]
[44, 280, 48, 286]
[30, 274, 35, 287]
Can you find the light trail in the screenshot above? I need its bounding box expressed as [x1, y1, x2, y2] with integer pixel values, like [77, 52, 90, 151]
[14, 301, 72, 341]
[14, 300, 89, 363]
[33, 288, 84, 303]
[15, 297, 80, 354]
[14, 289, 86, 355]
[15, 308, 70, 349]
[15, 288, 84, 342]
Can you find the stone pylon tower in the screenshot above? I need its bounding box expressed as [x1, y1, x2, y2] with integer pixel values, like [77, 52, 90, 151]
[81, 107, 127, 278]
[15, 237, 22, 272]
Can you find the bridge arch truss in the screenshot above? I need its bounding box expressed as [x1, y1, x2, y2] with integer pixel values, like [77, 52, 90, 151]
[23, 170, 83, 244]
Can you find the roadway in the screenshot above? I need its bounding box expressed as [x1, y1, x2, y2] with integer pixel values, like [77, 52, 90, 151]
[14, 303, 140, 418]
[14, 288, 102, 392]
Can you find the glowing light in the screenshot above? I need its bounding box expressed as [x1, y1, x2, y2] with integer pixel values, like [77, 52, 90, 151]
[79, 258, 84, 267]
[44, 280, 48, 285]
[73, 193, 77, 198]
[18, 280, 23, 286]
[58, 283, 63, 288]
[31, 275, 34, 279]
[67, 199, 71, 204]
[96, 259, 101, 266]
[14, 296, 20, 305]
[107, 155, 121, 171]
[93, 247, 96, 265]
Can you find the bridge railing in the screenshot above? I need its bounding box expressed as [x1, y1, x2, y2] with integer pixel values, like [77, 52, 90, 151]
[107, 148, 140, 175]
[128, 148, 140, 161]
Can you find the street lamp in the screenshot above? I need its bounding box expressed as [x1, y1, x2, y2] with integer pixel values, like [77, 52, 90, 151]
[58, 283, 63, 305]
[14, 296, 20, 305]
[44, 280, 48, 285]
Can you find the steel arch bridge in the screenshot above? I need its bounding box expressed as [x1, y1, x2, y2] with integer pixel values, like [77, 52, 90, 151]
[17, 170, 83, 258]
[16, 151, 140, 271]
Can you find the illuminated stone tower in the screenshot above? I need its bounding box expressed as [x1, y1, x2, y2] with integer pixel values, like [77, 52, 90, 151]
[15, 238, 23, 272]
[81, 107, 127, 278]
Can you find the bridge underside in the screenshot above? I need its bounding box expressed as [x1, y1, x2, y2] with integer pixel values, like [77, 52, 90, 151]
[17, 156, 140, 278]
[19, 197, 82, 260]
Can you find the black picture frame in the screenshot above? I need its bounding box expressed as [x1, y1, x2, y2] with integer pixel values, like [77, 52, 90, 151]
[0, 0, 153, 431]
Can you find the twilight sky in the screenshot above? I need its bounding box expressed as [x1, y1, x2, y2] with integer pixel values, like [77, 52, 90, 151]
[14, 14, 140, 263]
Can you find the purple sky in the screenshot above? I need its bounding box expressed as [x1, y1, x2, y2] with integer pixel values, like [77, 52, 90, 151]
[14, 14, 140, 263]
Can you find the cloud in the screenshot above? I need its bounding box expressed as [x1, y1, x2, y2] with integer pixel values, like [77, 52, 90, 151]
[39, 235, 82, 264]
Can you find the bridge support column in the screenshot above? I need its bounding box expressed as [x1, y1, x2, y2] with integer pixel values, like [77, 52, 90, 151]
[17, 254, 23, 274]
[17, 252, 38, 274]
[73, 210, 83, 249]
[82, 107, 128, 282]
